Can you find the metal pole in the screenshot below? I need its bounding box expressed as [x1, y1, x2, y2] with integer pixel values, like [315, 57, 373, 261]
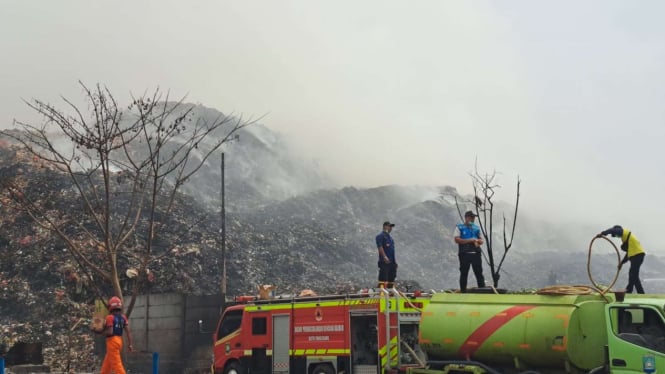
[221, 153, 227, 297]
[145, 292, 150, 353]
[152, 352, 159, 374]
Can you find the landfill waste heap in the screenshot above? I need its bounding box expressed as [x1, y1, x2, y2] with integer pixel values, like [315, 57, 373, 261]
[1, 111, 665, 371]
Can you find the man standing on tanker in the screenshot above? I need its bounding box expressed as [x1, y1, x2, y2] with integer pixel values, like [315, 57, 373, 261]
[376, 221, 397, 289]
[454, 211, 486, 293]
[597, 225, 646, 294]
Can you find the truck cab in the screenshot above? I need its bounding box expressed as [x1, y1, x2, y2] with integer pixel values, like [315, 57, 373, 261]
[213, 305, 245, 374]
[606, 298, 665, 373]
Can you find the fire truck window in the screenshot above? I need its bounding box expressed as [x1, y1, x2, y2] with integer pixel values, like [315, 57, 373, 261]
[218, 309, 242, 339]
[252, 317, 267, 335]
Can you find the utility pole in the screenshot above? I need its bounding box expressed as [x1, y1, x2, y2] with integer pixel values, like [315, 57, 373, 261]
[220, 152, 227, 299]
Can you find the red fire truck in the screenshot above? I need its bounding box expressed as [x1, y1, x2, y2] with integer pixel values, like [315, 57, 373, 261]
[211, 289, 430, 374]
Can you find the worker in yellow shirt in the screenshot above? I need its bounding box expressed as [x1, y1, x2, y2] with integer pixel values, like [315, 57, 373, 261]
[598, 225, 646, 294]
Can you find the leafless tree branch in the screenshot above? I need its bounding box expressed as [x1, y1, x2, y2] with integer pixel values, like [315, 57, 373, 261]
[1, 83, 252, 316]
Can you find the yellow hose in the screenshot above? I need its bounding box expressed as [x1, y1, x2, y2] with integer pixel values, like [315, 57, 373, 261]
[536, 285, 597, 295]
[535, 236, 621, 302]
[394, 289, 423, 312]
[587, 235, 621, 296]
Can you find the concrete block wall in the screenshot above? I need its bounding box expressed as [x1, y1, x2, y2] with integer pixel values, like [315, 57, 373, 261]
[125, 293, 224, 374]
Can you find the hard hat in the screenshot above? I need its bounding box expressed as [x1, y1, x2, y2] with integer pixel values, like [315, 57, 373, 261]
[108, 296, 122, 310]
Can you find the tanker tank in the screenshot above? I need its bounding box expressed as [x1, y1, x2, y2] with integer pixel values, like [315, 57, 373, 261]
[419, 293, 609, 372]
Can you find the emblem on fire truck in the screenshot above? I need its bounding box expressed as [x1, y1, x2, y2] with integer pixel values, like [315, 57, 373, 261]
[315, 307, 323, 321]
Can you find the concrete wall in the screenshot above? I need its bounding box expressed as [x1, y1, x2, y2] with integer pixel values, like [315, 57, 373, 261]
[182, 294, 226, 370]
[126, 293, 224, 374]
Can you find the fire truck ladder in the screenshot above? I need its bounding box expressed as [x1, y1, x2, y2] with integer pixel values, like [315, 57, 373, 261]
[380, 288, 402, 371]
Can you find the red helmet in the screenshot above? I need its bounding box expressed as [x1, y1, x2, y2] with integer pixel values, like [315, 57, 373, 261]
[108, 296, 122, 310]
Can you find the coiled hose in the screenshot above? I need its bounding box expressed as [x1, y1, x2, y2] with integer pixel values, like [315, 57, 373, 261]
[536, 235, 621, 301]
[587, 235, 621, 295]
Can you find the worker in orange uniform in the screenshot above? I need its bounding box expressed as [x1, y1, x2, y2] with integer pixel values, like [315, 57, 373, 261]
[94, 296, 134, 374]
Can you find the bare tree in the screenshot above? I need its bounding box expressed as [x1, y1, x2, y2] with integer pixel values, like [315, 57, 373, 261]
[452, 164, 521, 288]
[0, 82, 254, 315]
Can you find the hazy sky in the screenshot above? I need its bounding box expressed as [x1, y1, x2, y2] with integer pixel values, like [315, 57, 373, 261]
[2, 1, 665, 249]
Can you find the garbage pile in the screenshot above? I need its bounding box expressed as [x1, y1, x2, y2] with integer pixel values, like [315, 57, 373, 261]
[0, 141, 221, 371]
[3, 129, 657, 372]
[0, 140, 368, 371]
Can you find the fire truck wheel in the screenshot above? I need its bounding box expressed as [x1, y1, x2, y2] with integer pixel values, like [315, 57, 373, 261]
[223, 362, 243, 374]
[310, 364, 335, 374]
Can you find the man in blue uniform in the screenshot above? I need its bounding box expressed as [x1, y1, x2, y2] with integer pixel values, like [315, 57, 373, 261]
[454, 211, 485, 293]
[376, 221, 397, 289]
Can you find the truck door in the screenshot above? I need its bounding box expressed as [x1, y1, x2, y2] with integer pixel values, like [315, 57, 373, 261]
[272, 314, 290, 374]
[249, 312, 271, 374]
[606, 305, 665, 373]
[350, 313, 379, 373]
[213, 308, 244, 372]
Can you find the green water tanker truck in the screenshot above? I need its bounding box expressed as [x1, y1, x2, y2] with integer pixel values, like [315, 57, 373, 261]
[410, 292, 665, 374]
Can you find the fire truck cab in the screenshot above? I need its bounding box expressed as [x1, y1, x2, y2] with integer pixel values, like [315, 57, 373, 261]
[212, 289, 430, 374]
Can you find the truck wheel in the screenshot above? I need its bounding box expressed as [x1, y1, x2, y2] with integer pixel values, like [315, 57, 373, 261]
[224, 362, 243, 374]
[311, 364, 335, 374]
